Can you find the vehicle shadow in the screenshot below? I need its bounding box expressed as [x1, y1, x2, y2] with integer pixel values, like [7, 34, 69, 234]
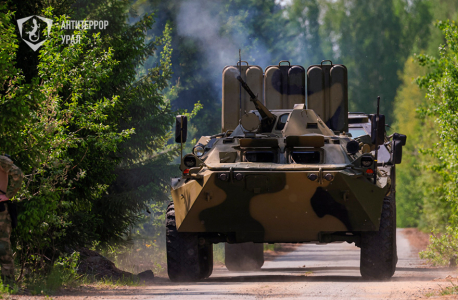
[257, 266, 447, 273]
[200, 266, 452, 283]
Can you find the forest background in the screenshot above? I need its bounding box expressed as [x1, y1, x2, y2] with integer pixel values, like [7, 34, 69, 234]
[1, 0, 458, 285]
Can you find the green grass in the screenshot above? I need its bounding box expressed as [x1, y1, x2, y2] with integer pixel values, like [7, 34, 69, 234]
[81, 274, 140, 287]
[425, 281, 458, 297]
[0, 279, 19, 299]
[21, 268, 141, 297]
[11, 250, 141, 297]
[437, 283, 458, 296]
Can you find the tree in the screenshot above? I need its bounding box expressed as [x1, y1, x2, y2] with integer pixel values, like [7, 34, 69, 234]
[59, 0, 180, 246]
[1, 1, 180, 275]
[416, 20, 458, 265]
[416, 21, 458, 220]
[392, 58, 446, 229]
[1, 6, 133, 270]
[284, 0, 328, 67]
[321, 0, 431, 122]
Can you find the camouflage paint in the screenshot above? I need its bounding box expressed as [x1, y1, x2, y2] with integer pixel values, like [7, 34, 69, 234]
[307, 64, 348, 132]
[172, 169, 388, 243]
[264, 63, 305, 109]
[222, 65, 263, 132]
[0, 156, 23, 199]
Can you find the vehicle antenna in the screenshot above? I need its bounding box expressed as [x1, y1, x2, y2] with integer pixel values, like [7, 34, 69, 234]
[374, 96, 380, 184]
[239, 49, 242, 119]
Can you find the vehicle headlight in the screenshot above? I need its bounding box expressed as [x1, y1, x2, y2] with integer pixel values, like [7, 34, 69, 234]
[183, 155, 197, 168]
[361, 156, 374, 167]
[193, 145, 205, 157]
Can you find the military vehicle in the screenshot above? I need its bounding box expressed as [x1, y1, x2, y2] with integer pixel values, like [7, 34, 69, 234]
[166, 60, 407, 282]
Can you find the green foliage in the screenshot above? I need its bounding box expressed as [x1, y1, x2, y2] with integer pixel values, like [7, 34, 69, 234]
[389, 0, 458, 256]
[425, 280, 458, 297]
[25, 251, 81, 294]
[28, 0, 180, 248]
[1, 1, 180, 280]
[0, 5, 132, 269]
[415, 20, 458, 220]
[0, 282, 19, 297]
[392, 57, 447, 229]
[420, 226, 458, 266]
[321, 0, 431, 122]
[284, 0, 327, 67]
[415, 20, 458, 264]
[425, 0, 458, 57]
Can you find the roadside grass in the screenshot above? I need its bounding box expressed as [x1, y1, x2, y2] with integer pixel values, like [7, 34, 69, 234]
[19, 252, 82, 295]
[0, 280, 20, 299]
[1, 202, 165, 297]
[81, 274, 140, 288]
[425, 281, 458, 297]
[19, 269, 141, 297]
[2, 250, 142, 298]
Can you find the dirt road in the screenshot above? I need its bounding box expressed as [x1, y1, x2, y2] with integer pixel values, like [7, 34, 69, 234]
[36, 229, 457, 299]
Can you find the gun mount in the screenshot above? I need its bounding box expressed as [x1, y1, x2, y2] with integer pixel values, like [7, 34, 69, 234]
[236, 75, 276, 132]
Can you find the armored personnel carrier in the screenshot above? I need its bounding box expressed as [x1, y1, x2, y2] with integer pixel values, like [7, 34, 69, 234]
[166, 60, 406, 282]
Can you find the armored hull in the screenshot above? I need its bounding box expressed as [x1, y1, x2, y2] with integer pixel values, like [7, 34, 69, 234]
[172, 163, 389, 243]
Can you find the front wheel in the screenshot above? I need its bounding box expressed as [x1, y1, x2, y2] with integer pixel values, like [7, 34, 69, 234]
[360, 195, 397, 279]
[225, 242, 264, 271]
[166, 203, 213, 281]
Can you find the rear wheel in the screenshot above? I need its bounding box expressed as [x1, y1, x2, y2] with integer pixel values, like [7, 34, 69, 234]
[199, 243, 213, 279]
[360, 194, 397, 279]
[225, 242, 264, 271]
[166, 203, 213, 281]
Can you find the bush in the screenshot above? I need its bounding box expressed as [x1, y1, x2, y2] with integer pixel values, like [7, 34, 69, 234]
[416, 20, 458, 263]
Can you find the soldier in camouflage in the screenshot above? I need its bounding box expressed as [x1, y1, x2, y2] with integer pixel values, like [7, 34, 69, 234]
[0, 155, 23, 285]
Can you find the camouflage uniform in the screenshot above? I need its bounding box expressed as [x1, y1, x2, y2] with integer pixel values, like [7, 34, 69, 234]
[0, 156, 23, 284]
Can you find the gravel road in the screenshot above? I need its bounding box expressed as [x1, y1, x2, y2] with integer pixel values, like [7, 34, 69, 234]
[38, 229, 456, 300]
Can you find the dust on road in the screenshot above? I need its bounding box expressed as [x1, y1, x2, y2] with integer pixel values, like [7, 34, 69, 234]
[17, 229, 457, 300]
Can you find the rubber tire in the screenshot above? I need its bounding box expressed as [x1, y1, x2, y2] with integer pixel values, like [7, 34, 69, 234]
[166, 203, 213, 281]
[225, 242, 264, 271]
[199, 243, 213, 279]
[360, 195, 397, 280]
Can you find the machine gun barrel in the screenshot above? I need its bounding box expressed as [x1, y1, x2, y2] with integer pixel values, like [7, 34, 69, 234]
[237, 76, 257, 99]
[236, 76, 276, 122]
